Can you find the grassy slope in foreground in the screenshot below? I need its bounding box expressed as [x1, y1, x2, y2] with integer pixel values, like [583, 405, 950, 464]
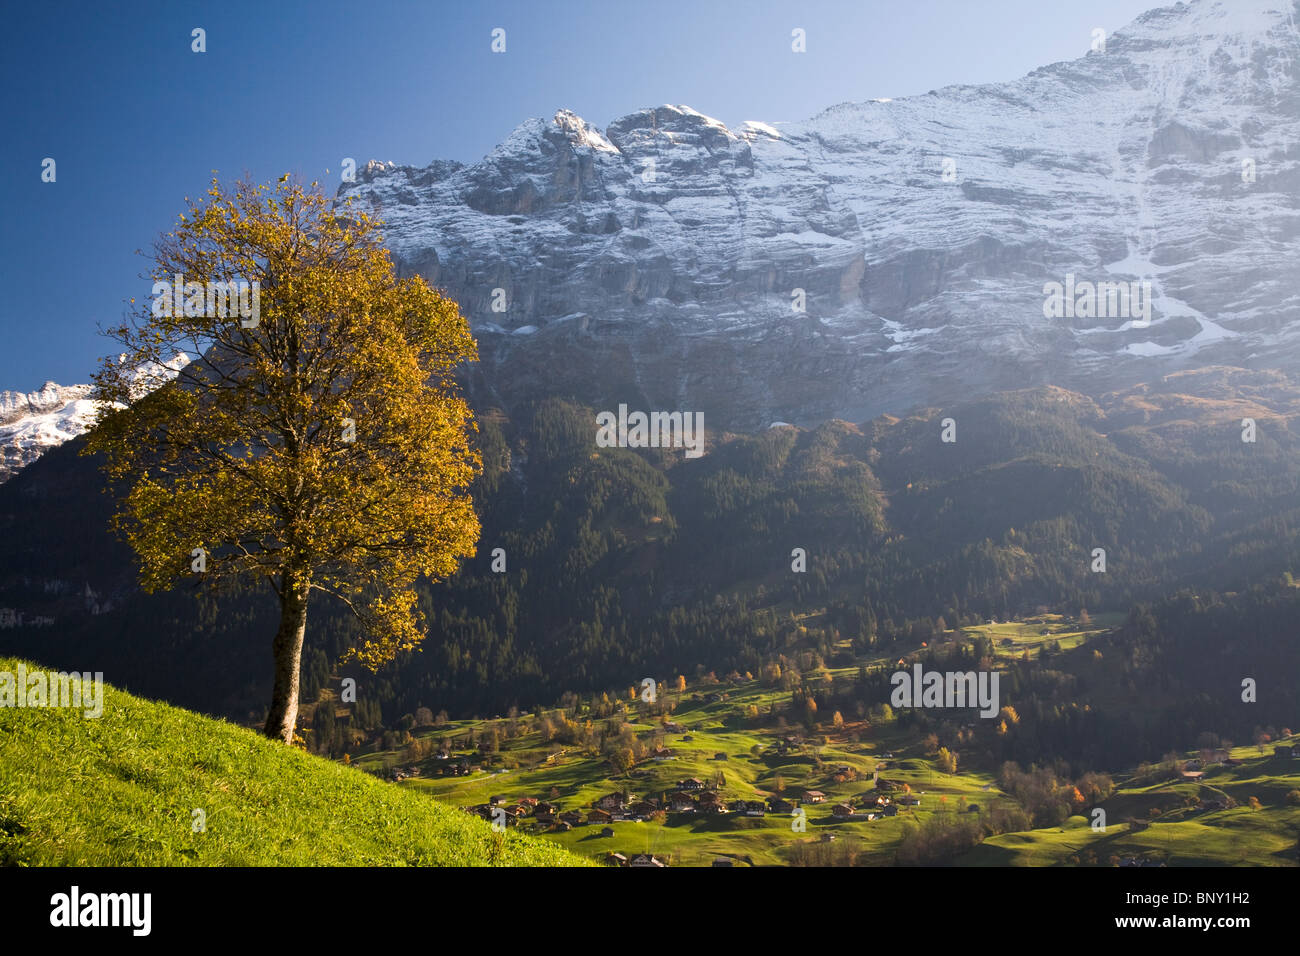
[0, 658, 588, 867]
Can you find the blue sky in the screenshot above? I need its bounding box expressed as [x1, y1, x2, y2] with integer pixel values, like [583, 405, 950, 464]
[1, 0, 1158, 387]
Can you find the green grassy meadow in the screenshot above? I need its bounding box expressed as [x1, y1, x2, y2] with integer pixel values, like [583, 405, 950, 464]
[0, 657, 588, 867]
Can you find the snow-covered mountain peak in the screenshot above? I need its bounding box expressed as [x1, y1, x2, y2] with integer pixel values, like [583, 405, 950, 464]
[552, 109, 621, 153]
[338, 0, 1300, 429]
[0, 353, 191, 483]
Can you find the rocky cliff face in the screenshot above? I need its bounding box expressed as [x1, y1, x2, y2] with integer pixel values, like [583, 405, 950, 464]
[340, 0, 1300, 429]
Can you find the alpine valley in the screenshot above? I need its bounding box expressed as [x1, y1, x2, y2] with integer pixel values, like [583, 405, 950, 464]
[3, 0, 1300, 868]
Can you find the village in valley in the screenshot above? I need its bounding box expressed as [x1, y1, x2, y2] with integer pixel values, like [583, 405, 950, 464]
[399, 717, 930, 868]
[457, 743, 920, 867]
[343, 615, 1300, 867]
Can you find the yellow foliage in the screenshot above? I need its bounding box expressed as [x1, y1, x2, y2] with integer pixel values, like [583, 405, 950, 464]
[83, 176, 482, 679]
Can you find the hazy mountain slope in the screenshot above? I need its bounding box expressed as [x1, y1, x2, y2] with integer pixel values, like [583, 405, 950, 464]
[1, 368, 1296, 722]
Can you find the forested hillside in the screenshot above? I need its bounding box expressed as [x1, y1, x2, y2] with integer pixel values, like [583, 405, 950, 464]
[1, 366, 1297, 774]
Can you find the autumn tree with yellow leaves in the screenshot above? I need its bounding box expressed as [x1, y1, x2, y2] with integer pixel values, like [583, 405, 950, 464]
[84, 177, 481, 742]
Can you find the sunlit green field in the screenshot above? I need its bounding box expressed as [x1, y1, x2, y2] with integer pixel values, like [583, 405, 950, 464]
[0, 657, 588, 867]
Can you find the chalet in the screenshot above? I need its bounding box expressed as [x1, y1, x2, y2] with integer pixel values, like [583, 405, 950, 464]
[899, 794, 921, 806]
[519, 797, 539, 807]
[1276, 745, 1296, 759]
[728, 799, 749, 814]
[677, 778, 705, 791]
[1180, 771, 1206, 782]
[875, 795, 891, 807]
[554, 821, 573, 832]
[629, 854, 666, 868]
[832, 804, 855, 818]
[767, 797, 794, 814]
[560, 809, 584, 826]
[669, 794, 697, 813]
[535, 809, 556, 825]
[489, 795, 506, 806]
[588, 808, 614, 824]
[605, 852, 628, 866]
[743, 801, 766, 817]
[629, 800, 657, 816]
[714, 752, 729, 761]
[967, 803, 980, 813]
[882, 805, 899, 817]
[712, 858, 734, 867]
[601, 826, 615, 838]
[595, 792, 632, 811]
[681, 734, 694, 742]
[662, 722, 685, 733]
[802, 790, 827, 804]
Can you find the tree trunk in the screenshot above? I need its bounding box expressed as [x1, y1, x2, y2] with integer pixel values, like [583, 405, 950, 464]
[264, 571, 309, 743]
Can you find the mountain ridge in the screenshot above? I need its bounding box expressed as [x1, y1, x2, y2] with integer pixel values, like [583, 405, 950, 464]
[4, 0, 1297, 475]
[338, 0, 1300, 430]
